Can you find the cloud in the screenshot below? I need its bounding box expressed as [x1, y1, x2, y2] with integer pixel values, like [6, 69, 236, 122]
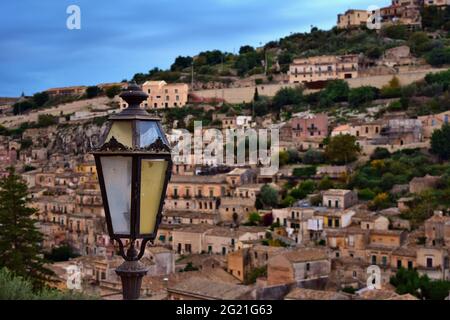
[0, 0, 386, 96]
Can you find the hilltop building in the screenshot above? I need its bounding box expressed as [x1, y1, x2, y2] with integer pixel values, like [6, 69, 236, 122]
[289, 55, 361, 84]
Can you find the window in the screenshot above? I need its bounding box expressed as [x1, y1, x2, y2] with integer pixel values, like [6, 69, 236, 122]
[427, 258, 433, 268]
[408, 261, 413, 270]
[306, 263, 310, 271]
[335, 219, 340, 228]
[185, 244, 192, 253]
[328, 218, 332, 227]
[208, 245, 212, 253]
[371, 255, 377, 265]
[397, 260, 402, 269]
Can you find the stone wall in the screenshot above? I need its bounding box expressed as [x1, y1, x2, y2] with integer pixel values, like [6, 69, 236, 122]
[192, 68, 448, 104]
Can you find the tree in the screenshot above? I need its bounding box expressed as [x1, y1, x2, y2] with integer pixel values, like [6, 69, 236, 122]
[0, 168, 53, 289]
[431, 124, 450, 160]
[290, 180, 316, 200]
[273, 87, 303, 110]
[105, 85, 122, 99]
[13, 100, 35, 115]
[86, 86, 101, 99]
[278, 51, 293, 65]
[247, 212, 261, 226]
[239, 45, 255, 55]
[381, 24, 408, 40]
[325, 135, 361, 165]
[408, 32, 433, 56]
[257, 185, 278, 209]
[365, 46, 383, 59]
[36, 114, 58, 127]
[0, 268, 93, 300]
[390, 268, 450, 300]
[302, 149, 325, 164]
[318, 176, 334, 191]
[254, 96, 270, 116]
[348, 86, 377, 108]
[170, 56, 193, 71]
[279, 151, 289, 166]
[370, 147, 391, 160]
[320, 80, 349, 106]
[426, 47, 450, 67]
[32, 92, 49, 108]
[253, 87, 259, 102]
[368, 192, 392, 211]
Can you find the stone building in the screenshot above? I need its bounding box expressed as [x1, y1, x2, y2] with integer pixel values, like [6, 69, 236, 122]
[322, 189, 358, 210]
[337, 9, 370, 29]
[424, 211, 450, 247]
[289, 55, 361, 84]
[267, 248, 330, 286]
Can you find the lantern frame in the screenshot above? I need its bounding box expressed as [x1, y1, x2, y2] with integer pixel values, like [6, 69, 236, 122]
[91, 82, 172, 261]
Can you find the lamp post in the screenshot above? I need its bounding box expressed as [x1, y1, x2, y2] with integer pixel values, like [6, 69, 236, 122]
[92, 82, 172, 300]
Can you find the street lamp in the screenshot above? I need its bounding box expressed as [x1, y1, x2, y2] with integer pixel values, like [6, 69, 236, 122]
[92, 82, 172, 300]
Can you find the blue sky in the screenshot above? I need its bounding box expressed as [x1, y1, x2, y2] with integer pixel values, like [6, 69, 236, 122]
[0, 0, 387, 97]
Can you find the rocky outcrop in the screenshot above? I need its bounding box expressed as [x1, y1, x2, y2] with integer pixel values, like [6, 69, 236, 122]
[49, 122, 109, 155]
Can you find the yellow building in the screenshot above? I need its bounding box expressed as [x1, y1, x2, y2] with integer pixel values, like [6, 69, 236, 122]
[75, 162, 97, 175]
[337, 10, 370, 29]
[120, 80, 189, 110]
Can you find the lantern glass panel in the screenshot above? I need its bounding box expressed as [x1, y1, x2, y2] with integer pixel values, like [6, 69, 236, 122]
[106, 121, 133, 148]
[100, 156, 132, 235]
[137, 120, 168, 148]
[139, 159, 168, 235]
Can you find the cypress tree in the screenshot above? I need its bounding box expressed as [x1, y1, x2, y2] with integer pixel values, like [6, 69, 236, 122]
[0, 167, 53, 289]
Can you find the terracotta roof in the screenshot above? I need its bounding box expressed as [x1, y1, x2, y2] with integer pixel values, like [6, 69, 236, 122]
[332, 124, 350, 132]
[323, 189, 353, 196]
[167, 276, 253, 300]
[281, 248, 328, 263]
[285, 288, 350, 300]
[392, 246, 416, 257]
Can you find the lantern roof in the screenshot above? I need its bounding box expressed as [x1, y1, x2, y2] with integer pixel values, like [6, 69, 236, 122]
[111, 81, 161, 121]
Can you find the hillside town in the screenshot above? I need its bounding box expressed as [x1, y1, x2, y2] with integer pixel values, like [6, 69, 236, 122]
[1, 0, 450, 301]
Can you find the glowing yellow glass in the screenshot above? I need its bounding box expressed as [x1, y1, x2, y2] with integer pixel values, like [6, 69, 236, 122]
[139, 160, 168, 234]
[106, 121, 133, 148]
